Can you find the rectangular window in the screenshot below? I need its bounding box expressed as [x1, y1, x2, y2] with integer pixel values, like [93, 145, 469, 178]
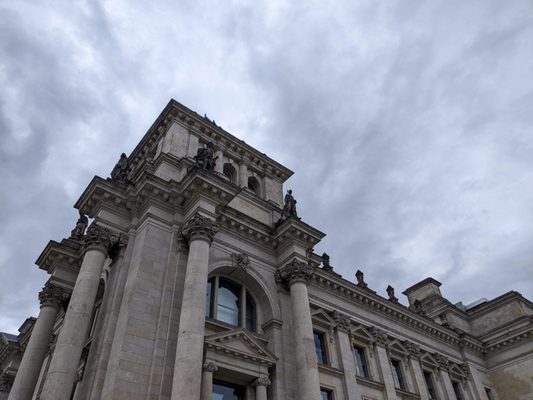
[485, 388, 495, 400]
[391, 359, 406, 390]
[314, 331, 328, 364]
[354, 346, 369, 378]
[88, 302, 101, 338]
[452, 381, 464, 400]
[320, 388, 333, 400]
[424, 371, 438, 400]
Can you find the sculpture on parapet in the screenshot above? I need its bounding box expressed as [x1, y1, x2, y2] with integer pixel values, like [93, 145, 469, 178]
[321, 253, 333, 272]
[355, 269, 368, 288]
[386, 285, 398, 303]
[279, 189, 298, 222]
[70, 211, 88, 240]
[111, 153, 131, 184]
[194, 142, 217, 171]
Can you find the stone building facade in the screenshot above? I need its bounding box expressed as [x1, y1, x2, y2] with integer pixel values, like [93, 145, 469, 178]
[1, 99, 532, 400]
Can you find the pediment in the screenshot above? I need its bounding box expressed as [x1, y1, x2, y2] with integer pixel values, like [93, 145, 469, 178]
[388, 339, 408, 356]
[311, 308, 336, 326]
[204, 329, 277, 366]
[351, 324, 375, 343]
[420, 352, 438, 367]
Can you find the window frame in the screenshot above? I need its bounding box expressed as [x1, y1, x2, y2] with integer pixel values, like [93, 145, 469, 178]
[452, 381, 464, 400]
[313, 330, 329, 365]
[390, 358, 406, 390]
[423, 370, 438, 400]
[320, 387, 334, 400]
[206, 276, 257, 332]
[353, 345, 370, 378]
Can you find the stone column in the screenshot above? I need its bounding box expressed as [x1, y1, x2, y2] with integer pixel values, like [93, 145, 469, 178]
[275, 259, 321, 400]
[171, 214, 218, 400]
[200, 362, 218, 400]
[333, 312, 362, 400]
[435, 355, 455, 400]
[404, 342, 429, 400]
[238, 161, 248, 187]
[371, 328, 397, 400]
[40, 224, 123, 400]
[252, 376, 271, 400]
[8, 283, 70, 400]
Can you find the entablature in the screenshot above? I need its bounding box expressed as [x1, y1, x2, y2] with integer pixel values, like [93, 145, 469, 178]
[35, 239, 83, 274]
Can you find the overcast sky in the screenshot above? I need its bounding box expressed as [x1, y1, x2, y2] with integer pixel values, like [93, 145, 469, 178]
[1, 0, 533, 334]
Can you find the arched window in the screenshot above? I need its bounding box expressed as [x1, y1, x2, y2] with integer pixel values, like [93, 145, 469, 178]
[223, 163, 237, 184]
[206, 276, 257, 332]
[247, 176, 261, 196]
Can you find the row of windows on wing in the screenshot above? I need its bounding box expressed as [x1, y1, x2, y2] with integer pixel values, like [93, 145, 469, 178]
[313, 332, 467, 400]
[223, 163, 261, 196]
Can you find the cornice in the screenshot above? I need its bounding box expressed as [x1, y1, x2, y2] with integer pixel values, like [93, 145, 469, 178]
[466, 291, 533, 317]
[35, 238, 84, 273]
[317, 363, 344, 378]
[482, 321, 533, 353]
[127, 99, 293, 183]
[273, 216, 325, 250]
[216, 208, 278, 249]
[309, 270, 469, 350]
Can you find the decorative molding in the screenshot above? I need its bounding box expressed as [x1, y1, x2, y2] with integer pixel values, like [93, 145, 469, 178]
[252, 376, 271, 387]
[180, 213, 219, 245]
[38, 283, 71, 310]
[331, 311, 351, 333]
[275, 259, 313, 289]
[403, 341, 421, 359]
[84, 223, 113, 251]
[203, 361, 218, 373]
[434, 353, 449, 370]
[370, 327, 388, 347]
[232, 252, 250, 271]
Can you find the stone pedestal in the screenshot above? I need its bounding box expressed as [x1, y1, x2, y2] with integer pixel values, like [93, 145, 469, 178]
[8, 283, 70, 400]
[200, 362, 218, 400]
[275, 259, 320, 400]
[171, 214, 218, 400]
[40, 224, 119, 400]
[253, 376, 271, 400]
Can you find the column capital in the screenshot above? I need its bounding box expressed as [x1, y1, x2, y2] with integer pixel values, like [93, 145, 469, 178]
[403, 340, 421, 359]
[38, 283, 71, 310]
[332, 310, 351, 333]
[434, 353, 449, 370]
[252, 376, 271, 387]
[202, 362, 218, 373]
[275, 259, 313, 288]
[370, 327, 389, 347]
[83, 223, 128, 257]
[180, 213, 219, 245]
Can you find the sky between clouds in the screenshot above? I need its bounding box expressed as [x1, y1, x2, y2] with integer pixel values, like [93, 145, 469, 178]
[1, 0, 533, 334]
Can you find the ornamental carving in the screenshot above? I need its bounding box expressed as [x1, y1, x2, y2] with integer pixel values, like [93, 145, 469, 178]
[84, 223, 128, 258]
[434, 353, 449, 370]
[180, 213, 219, 245]
[404, 341, 421, 359]
[0, 374, 14, 392]
[332, 311, 351, 333]
[355, 269, 368, 288]
[232, 252, 250, 271]
[70, 211, 88, 240]
[274, 259, 313, 289]
[203, 362, 218, 372]
[460, 363, 471, 380]
[252, 376, 271, 387]
[386, 285, 398, 303]
[38, 283, 71, 309]
[370, 327, 388, 347]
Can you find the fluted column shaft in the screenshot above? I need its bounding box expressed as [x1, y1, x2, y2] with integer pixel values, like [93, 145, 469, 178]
[275, 260, 320, 400]
[41, 224, 119, 400]
[171, 214, 218, 400]
[8, 284, 69, 400]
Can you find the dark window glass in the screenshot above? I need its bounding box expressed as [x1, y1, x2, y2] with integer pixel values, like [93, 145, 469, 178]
[212, 381, 244, 400]
[88, 303, 101, 338]
[320, 388, 333, 400]
[391, 359, 406, 390]
[246, 293, 256, 331]
[217, 279, 240, 326]
[452, 381, 464, 400]
[223, 164, 237, 184]
[247, 177, 260, 195]
[485, 388, 495, 400]
[424, 371, 438, 400]
[354, 346, 369, 378]
[314, 331, 327, 364]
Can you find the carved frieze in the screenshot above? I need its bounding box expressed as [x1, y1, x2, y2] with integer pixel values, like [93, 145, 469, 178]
[38, 283, 71, 310]
[274, 259, 313, 289]
[332, 311, 351, 333]
[180, 213, 219, 245]
[404, 341, 421, 359]
[434, 353, 449, 370]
